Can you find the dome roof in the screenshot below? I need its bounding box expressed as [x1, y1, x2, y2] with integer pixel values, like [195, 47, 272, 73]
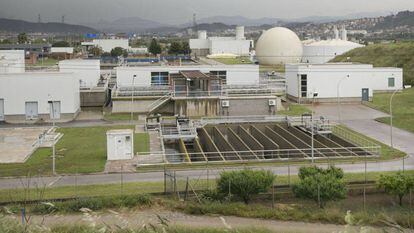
[255, 27, 303, 65]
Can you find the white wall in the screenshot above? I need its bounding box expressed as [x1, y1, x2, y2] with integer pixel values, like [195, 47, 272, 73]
[59, 59, 101, 87]
[189, 39, 209, 49]
[0, 72, 80, 115]
[302, 43, 364, 64]
[116, 65, 259, 87]
[0, 50, 25, 73]
[209, 40, 252, 56]
[286, 63, 403, 100]
[51, 47, 74, 54]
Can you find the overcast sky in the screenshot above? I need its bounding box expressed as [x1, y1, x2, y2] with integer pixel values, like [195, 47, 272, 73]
[1, 0, 413, 25]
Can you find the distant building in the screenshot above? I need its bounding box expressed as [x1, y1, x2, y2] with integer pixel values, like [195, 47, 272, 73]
[189, 26, 253, 57]
[58, 59, 101, 87]
[81, 39, 129, 53]
[50, 47, 74, 59]
[285, 63, 403, 103]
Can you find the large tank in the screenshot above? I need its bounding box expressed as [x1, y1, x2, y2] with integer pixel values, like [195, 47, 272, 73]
[302, 40, 364, 64]
[235, 26, 245, 40]
[198, 30, 207, 40]
[255, 27, 303, 65]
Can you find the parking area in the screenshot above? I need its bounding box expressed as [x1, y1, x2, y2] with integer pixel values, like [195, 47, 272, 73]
[0, 127, 49, 163]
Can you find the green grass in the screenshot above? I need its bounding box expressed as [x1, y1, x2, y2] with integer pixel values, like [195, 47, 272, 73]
[259, 64, 285, 73]
[0, 126, 150, 177]
[104, 112, 140, 121]
[364, 88, 414, 133]
[332, 41, 414, 85]
[211, 56, 252, 65]
[29, 57, 59, 67]
[277, 104, 310, 116]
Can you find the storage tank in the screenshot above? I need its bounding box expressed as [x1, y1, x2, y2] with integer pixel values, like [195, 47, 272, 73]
[198, 30, 207, 40]
[255, 27, 303, 65]
[302, 40, 364, 64]
[333, 26, 339, 40]
[341, 26, 347, 41]
[235, 26, 245, 40]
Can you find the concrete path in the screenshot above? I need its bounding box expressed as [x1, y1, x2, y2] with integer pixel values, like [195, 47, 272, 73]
[0, 104, 413, 190]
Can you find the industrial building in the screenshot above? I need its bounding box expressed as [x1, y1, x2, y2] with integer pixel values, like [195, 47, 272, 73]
[0, 50, 25, 73]
[0, 72, 80, 123]
[50, 47, 74, 59]
[189, 26, 253, 57]
[81, 39, 129, 53]
[255, 27, 303, 65]
[302, 26, 364, 64]
[112, 64, 283, 117]
[59, 59, 101, 87]
[285, 63, 403, 103]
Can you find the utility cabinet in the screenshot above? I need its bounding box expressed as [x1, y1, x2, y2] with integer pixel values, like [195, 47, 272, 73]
[106, 129, 134, 160]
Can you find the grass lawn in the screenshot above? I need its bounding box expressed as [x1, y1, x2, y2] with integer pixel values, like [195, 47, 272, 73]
[0, 126, 150, 177]
[365, 88, 414, 133]
[29, 57, 59, 67]
[259, 64, 285, 73]
[211, 56, 252, 65]
[277, 104, 310, 116]
[103, 112, 142, 121]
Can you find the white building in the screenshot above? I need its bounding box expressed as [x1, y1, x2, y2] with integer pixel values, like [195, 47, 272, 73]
[51, 47, 74, 54]
[81, 39, 129, 52]
[0, 72, 80, 123]
[285, 63, 403, 102]
[59, 59, 101, 87]
[0, 50, 25, 73]
[189, 26, 253, 56]
[302, 26, 364, 64]
[116, 64, 259, 87]
[106, 129, 134, 161]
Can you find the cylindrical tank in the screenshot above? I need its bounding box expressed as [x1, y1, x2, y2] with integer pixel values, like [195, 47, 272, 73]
[333, 26, 339, 40]
[198, 30, 207, 40]
[235, 26, 245, 40]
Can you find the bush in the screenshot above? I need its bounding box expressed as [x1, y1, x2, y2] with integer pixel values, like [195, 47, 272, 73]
[378, 171, 414, 206]
[293, 166, 346, 208]
[216, 169, 275, 204]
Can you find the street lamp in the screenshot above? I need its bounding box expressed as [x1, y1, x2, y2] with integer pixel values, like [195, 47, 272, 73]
[390, 89, 399, 148]
[311, 92, 318, 163]
[337, 75, 349, 123]
[48, 98, 56, 176]
[131, 75, 137, 122]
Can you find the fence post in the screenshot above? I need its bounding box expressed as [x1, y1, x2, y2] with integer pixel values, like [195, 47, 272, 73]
[272, 179, 275, 209]
[228, 179, 231, 199]
[120, 165, 124, 196]
[207, 161, 210, 190]
[288, 150, 291, 187]
[317, 183, 321, 208]
[184, 177, 189, 201]
[163, 166, 166, 195]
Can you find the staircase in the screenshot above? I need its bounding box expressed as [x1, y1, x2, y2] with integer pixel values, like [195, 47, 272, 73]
[147, 93, 171, 114]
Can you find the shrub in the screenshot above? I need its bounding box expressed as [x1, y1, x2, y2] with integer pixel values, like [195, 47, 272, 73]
[378, 171, 414, 206]
[216, 169, 275, 204]
[293, 166, 346, 208]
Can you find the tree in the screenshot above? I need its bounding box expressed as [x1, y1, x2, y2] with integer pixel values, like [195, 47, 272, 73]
[168, 41, 182, 55]
[182, 42, 191, 55]
[17, 33, 28, 44]
[110, 47, 128, 57]
[52, 41, 70, 47]
[216, 169, 275, 204]
[89, 46, 102, 57]
[293, 166, 346, 208]
[378, 172, 414, 206]
[148, 38, 161, 55]
[0, 39, 12, 44]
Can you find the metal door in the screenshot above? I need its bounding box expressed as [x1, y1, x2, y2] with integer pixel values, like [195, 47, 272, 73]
[25, 101, 38, 120]
[0, 99, 4, 121]
[361, 88, 369, 101]
[49, 101, 61, 119]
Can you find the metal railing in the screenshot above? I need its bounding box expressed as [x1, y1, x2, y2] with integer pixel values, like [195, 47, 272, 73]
[147, 93, 172, 113]
[332, 125, 380, 149]
[199, 115, 287, 126]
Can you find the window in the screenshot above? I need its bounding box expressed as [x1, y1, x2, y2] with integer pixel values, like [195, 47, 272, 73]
[300, 74, 307, 97]
[388, 77, 395, 87]
[151, 72, 169, 86]
[210, 71, 227, 84]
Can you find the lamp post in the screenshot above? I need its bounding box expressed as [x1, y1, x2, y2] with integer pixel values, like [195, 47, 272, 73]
[390, 89, 399, 148]
[337, 75, 349, 123]
[48, 98, 56, 175]
[311, 92, 318, 163]
[131, 75, 136, 122]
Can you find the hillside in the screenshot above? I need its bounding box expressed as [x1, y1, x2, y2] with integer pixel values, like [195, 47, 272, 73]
[331, 42, 414, 85]
[373, 11, 414, 30]
[0, 18, 97, 34]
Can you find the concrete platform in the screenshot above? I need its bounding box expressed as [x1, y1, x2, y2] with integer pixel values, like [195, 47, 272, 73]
[0, 127, 50, 163]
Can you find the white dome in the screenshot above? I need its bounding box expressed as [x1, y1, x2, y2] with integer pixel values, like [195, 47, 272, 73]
[255, 27, 303, 65]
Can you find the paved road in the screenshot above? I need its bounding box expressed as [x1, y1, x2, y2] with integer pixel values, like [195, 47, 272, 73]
[0, 104, 413, 190]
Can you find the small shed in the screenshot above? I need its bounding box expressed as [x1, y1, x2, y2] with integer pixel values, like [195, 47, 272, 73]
[106, 129, 134, 160]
